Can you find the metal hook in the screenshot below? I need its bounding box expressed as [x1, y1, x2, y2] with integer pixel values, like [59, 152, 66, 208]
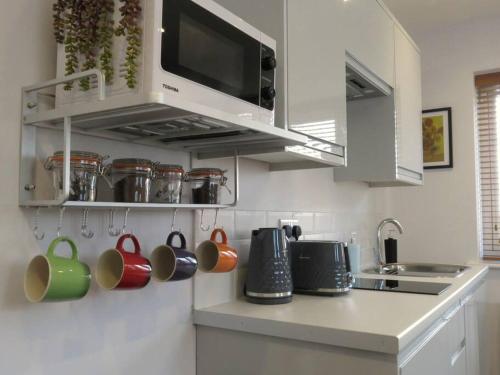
[200, 209, 211, 232]
[56, 207, 66, 237]
[80, 208, 94, 239]
[121, 208, 131, 234]
[33, 207, 45, 240]
[108, 209, 121, 237]
[171, 208, 180, 233]
[213, 208, 220, 229]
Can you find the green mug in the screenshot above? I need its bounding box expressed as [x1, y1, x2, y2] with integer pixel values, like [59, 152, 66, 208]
[24, 237, 91, 303]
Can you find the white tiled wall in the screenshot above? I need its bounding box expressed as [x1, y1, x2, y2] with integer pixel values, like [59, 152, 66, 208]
[193, 207, 380, 309]
[189, 138, 386, 311]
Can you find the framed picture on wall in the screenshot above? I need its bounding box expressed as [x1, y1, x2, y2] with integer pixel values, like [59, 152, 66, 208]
[422, 107, 453, 169]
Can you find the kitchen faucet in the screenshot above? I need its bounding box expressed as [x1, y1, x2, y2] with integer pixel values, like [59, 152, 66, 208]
[377, 218, 404, 269]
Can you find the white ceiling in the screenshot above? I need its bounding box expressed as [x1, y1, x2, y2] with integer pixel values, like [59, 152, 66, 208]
[383, 0, 500, 37]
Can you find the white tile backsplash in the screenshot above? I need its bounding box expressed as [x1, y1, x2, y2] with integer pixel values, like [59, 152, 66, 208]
[293, 212, 314, 233]
[266, 211, 293, 227]
[233, 239, 251, 268]
[194, 269, 240, 309]
[193, 207, 379, 309]
[314, 212, 333, 233]
[234, 210, 267, 240]
[303, 233, 324, 241]
[215, 209, 235, 239]
[322, 232, 342, 241]
[194, 209, 378, 257]
[194, 267, 248, 309]
[194, 209, 235, 244]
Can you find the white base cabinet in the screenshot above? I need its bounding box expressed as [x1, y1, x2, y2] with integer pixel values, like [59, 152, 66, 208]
[197, 291, 482, 375]
[197, 326, 398, 375]
[463, 283, 483, 375]
[399, 303, 466, 375]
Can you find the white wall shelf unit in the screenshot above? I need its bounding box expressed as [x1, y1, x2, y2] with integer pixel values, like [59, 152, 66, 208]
[56, 202, 232, 210]
[22, 70, 306, 154]
[20, 70, 303, 209]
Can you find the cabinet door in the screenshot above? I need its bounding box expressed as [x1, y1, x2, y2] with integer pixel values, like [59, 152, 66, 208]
[463, 292, 480, 375]
[394, 25, 423, 177]
[400, 304, 466, 375]
[287, 0, 347, 156]
[400, 322, 452, 375]
[214, 0, 287, 129]
[343, 0, 394, 87]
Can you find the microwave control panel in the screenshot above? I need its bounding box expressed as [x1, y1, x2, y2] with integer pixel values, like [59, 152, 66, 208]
[260, 44, 276, 111]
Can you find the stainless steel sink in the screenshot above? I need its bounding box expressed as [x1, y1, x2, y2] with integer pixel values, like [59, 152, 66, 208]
[364, 263, 469, 278]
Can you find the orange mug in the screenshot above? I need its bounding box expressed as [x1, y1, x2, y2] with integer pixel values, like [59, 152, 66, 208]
[196, 229, 238, 273]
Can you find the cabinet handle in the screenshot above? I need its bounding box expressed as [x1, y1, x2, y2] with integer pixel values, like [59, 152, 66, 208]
[451, 338, 466, 367]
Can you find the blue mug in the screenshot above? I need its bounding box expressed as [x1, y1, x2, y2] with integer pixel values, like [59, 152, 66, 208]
[151, 231, 198, 282]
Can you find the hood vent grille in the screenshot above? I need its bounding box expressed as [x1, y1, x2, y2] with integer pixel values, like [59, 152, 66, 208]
[346, 66, 385, 101]
[345, 53, 393, 101]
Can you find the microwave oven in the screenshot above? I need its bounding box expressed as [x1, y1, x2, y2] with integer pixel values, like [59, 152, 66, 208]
[56, 0, 277, 127]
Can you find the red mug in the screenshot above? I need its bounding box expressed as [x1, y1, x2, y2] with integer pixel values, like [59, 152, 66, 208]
[96, 234, 152, 290]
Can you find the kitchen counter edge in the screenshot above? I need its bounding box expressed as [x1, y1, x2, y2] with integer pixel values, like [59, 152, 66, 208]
[194, 265, 489, 354]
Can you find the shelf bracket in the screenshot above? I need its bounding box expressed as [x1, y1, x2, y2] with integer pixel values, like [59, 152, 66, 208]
[227, 151, 239, 207]
[22, 69, 106, 115]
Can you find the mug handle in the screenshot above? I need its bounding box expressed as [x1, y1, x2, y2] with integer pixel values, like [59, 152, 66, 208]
[46, 236, 79, 261]
[116, 233, 141, 255]
[166, 231, 187, 249]
[210, 229, 228, 245]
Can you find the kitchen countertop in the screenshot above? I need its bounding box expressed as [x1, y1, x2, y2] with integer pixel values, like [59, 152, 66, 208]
[194, 264, 488, 355]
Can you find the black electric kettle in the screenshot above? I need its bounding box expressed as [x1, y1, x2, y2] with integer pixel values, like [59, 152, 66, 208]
[245, 227, 293, 305]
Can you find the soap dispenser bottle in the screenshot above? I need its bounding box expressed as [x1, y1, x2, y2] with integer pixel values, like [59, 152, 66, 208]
[347, 232, 361, 274]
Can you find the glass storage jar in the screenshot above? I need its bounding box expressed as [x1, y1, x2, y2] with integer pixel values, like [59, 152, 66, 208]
[152, 164, 184, 203]
[44, 151, 104, 201]
[185, 168, 228, 204]
[110, 159, 154, 203]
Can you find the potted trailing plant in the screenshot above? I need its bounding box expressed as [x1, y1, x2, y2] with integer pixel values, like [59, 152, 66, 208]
[53, 0, 142, 90]
[116, 0, 142, 89]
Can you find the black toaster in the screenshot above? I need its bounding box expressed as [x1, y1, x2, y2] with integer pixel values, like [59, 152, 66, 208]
[290, 240, 352, 296]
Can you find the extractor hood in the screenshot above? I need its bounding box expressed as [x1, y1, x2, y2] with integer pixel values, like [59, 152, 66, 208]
[347, 66, 387, 101]
[346, 53, 392, 101]
[336, 54, 423, 186]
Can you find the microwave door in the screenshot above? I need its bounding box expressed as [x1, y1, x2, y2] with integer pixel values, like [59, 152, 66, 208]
[161, 0, 261, 106]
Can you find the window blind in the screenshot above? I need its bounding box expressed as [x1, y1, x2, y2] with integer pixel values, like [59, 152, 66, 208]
[476, 72, 500, 259]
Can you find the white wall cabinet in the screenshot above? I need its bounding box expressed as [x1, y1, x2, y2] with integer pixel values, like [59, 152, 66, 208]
[343, 0, 395, 87]
[335, 6, 423, 186]
[212, 0, 424, 176]
[286, 0, 347, 166]
[213, 0, 347, 168]
[394, 24, 424, 181]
